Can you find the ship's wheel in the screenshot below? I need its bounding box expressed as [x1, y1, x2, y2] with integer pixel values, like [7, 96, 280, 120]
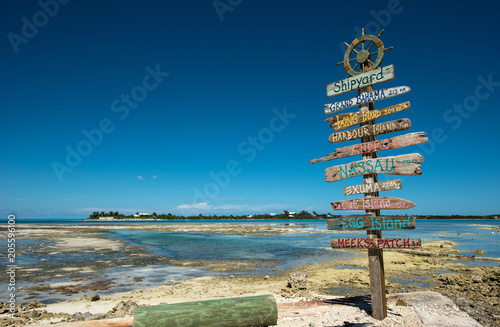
[338, 29, 393, 76]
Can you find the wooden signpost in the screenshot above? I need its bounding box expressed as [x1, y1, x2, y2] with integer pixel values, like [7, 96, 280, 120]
[310, 29, 425, 320]
[329, 118, 411, 144]
[328, 215, 415, 231]
[324, 86, 410, 114]
[330, 197, 416, 211]
[327, 215, 416, 231]
[343, 179, 402, 196]
[324, 153, 423, 182]
[326, 101, 411, 131]
[326, 65, 395, 97]
[310, 132, 427, 162]
[331, 238, 421, 249]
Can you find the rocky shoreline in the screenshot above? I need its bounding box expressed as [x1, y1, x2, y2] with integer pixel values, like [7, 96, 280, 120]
[433, 266, 499, 326]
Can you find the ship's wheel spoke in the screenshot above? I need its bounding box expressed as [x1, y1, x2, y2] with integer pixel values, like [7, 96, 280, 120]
[366, 41, 376, 52]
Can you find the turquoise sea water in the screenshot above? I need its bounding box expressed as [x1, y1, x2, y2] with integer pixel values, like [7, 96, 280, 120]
[16, 218, 499, 258]
[3, 218, 499, 304]
[107, 219, 500, 260]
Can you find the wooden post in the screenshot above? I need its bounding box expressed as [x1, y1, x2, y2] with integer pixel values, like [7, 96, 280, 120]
[133, 295, 277, 327]
[359, 63, 387, 320]
[313, 30, 423, 321]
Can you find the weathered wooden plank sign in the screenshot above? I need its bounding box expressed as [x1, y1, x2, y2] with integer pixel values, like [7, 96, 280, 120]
[310, 132, 427, 163]
[325, 153, 423, 182]
[327, 215, 416, 231]
[326, 65, 395, 97]
[331, 196, 415, 211]
[331, 238, 421, 249]
[329, 118, 411, 144]
[326, 101, 411, 131]
[344, 179, 402, 196]
[324, 86, 410, 114]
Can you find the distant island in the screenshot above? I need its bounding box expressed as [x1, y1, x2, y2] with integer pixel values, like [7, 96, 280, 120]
[85, 211, 499, 221]
[86, 210, 339, 220]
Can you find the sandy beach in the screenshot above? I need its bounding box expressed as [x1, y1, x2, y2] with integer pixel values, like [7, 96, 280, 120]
[1, 223, 498, 326]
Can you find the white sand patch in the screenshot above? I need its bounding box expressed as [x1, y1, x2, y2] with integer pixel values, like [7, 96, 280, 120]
[54, 237, 124, 252]
[50, 281, 83, 287]
[21, 268, 42, 272]
[17, 228, 67, 236]
[61, 268, 81, 271]
[44, 301, 117, 315]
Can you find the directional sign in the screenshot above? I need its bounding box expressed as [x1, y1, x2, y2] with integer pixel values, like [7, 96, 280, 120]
[310, 132, 427, 163]
[326, 101, 411, 131]
[331, 238, 421, 249]
[327, 215, 416, 231]
[325, 153, 423, 182]
[326, 65, 395, 97]
[329, 119, 411, 144]
[344, 179, 402, 196]
[331, 197, 415, 211]
[324, 86, 411, 115]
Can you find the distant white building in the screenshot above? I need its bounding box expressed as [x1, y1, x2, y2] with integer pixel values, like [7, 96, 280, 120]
[247, 215, 254, 219]
[133, 212, 150, 217]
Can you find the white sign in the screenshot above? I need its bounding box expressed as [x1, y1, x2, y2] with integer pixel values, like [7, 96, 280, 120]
[324, 86, 411, 115]
[326, 65, 395, 97]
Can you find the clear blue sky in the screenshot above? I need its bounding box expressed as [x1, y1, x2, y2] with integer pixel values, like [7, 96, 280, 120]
[1, 0, 499, 218]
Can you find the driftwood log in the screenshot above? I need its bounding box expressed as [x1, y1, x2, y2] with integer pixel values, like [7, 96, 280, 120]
[133, 295, 277, 327]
